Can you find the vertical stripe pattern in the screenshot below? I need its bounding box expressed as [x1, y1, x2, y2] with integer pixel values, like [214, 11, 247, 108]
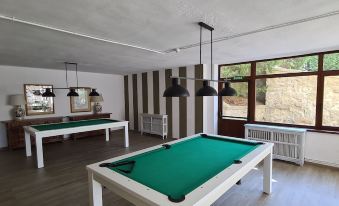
[159, 70, 166, 115]
[195, 64, 204, 133]
[132, 74, 138, 131]
[124, 75, 129, 121]
[165, 69, 173, 138]
[128, 74, 134, 130]
[179, 67, 187, 138]
[125, 65, 216, 138]
[137, 73, 143, 131]
[142, 72, 148, 113]
[147, 71, 154, 114]
[172, 68, 179, 139]
[153, 71, 160, 114]
[186, 65, 195, 135]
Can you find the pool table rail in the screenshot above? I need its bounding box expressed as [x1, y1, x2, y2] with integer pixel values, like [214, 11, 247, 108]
[24, 118, 129, 168]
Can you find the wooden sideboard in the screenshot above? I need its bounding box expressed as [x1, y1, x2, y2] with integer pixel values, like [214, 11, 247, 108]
[2, 117, 64, 149]
[2, 113, 112, 149]
[68, 113, 111, 139]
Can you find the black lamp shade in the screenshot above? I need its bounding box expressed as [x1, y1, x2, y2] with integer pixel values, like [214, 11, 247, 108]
[67, 88, 79, 97]
[163, 78, 190, 97]
[218, 82, 237, 96]
[42, 88, 56, 97]
[196, 80, 217, 96]
[89, 89, 100, 97]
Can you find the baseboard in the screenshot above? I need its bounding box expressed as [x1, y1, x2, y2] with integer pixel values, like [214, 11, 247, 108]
[305, 158, 339, 169]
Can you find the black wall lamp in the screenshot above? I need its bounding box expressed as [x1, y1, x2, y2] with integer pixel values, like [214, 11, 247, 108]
[163, 22, 236, 97]
[41, 62, 101, 97]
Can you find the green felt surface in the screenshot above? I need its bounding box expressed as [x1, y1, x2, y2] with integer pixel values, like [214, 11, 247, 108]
[109, 135, 259, 200]
[32, 119, 119, 131]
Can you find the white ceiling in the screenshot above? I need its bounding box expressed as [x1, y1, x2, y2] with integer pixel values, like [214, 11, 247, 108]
[1, 0, 339, 74]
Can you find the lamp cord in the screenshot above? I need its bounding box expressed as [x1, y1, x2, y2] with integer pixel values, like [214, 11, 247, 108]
[211, 29, 213, 81]
[200, 25, 202, 65]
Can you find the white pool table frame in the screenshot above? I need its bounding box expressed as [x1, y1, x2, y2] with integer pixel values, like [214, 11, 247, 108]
[24, 118, 129, 168]
[87, 133, 273, 206]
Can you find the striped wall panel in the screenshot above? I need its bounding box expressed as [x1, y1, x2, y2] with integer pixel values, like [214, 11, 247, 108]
[147, 71, 154, 114]
[128, 74, 134, 130]
[186, 65, 195, 136]
[172, 68, 179, 139]
[132, 74, 138, 130]
[195, 64, 204, 133]
[165, 69, 173, 138]
[124, 75, 129, 122]
[142, 72, 148, 113]
[153, 71, 159, 114]
[124, 65, 207, 138]
[159, 69, 166, 115]
[137, 73, 143, 130]
[179, 67, 187, 138]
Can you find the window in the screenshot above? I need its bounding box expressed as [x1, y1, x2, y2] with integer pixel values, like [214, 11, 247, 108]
[324, 53, 339, 71]
[220, 63, 251, 79]
[256, 56, 318, 75]
[222, 82, 248, 119]
[255, 76, 317, 125]
[219, 51, 339, 131]
[323, 76, 339, 127]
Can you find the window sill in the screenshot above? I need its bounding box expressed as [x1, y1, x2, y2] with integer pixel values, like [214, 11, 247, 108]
[220, 117, 247, 121]
[307, 129, 339, 135]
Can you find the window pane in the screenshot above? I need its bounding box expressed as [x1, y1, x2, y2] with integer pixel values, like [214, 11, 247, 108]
[256, 56, 318, 75]
[324, 53, 339, 71]
[220, 64, 251, 78]
[222, 82, 248, 119]
[255, 76, 317, 125]
[323, 76, 339, 126]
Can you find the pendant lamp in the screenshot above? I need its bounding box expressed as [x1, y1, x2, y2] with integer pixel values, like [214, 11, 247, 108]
[67, 88, 79, 97]
[42, 88, 55, 97]
[196, 80, 217, 96]
[196, 22, 217, 96]
[163, 78, 190, 97]
[218, 82, 237, 96]
[89, 89, 100, 97]
[162, 22, 236, 97]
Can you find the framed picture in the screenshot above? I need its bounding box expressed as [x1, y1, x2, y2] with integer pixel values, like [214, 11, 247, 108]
[70, 87, 91, 113]
[24, 84, 55, 116]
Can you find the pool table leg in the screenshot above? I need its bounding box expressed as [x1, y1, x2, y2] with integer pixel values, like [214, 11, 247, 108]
[24, 131, 32, 157]
[88, 172, 103, 206]
[105, 128, 110, 142]
[124, 124, 129, 147]
[263, 150, 272, 194]
[35, 135, 44, 168]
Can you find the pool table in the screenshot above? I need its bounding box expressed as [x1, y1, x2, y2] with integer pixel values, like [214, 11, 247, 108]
[87, 133, 273, 206]
[24, 118, 129, 168]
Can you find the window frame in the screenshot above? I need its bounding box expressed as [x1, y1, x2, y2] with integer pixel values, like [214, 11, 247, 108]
[218, 50, 339, 131]
[219, 80, 250, 120]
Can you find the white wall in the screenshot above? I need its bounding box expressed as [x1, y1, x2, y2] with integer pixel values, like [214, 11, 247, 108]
[305, 132, 339, 167]
[0, 65, 124, 148]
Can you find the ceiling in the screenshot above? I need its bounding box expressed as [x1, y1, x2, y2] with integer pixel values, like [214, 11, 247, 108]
[1, 0, 339, 75]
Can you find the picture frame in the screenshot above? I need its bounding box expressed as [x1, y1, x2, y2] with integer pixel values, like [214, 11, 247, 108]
[70, 87, 91, 113]
[24, 84, 55, 116]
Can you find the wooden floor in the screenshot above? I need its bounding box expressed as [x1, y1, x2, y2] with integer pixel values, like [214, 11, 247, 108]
[0, 130, 338, 206]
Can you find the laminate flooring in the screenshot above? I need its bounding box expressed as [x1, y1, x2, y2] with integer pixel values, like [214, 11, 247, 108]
[0, 130, 338, 206]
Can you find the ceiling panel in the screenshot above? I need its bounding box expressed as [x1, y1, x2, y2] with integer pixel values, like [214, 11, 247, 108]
[0, 0, 339, 74]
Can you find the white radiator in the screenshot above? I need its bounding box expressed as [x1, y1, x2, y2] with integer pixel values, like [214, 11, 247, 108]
[245, 124, 306, 166]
